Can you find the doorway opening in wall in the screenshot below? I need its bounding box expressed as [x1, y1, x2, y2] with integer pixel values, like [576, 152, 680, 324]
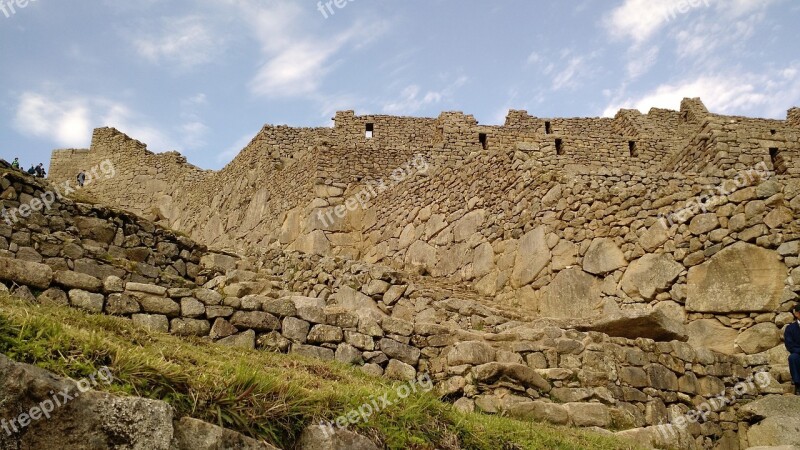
[365, 123, 374, 139]
[545, 121, 552, 134]
[770, 148, 786, 175]
[479, 133, 488, 150]
[628, 141, 638, 157]
[555, 138, 564, 155]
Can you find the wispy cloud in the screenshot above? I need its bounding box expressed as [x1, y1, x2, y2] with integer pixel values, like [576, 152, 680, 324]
[382, 75, 468, 115]
[132, 16, 220, 69]
[233, 1, 388, 98]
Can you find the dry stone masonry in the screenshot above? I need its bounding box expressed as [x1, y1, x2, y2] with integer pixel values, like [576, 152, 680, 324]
[35, 98, 800, 449]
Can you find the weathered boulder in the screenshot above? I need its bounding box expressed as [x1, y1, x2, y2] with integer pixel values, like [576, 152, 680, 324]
[537, 268, 603, 319]
[686, 243, 787, 313]
[563, 402, 611, 427]
[68, 289, 105, 313]
[54, 270, 103, 292]
[199, 253, 239, 272]
[297, 424, 379, 450]
[379, 338, 421, 366]
[405, 240, 437, 275]
[620, 253, 683, 299]
[473, 362, 551, 392]
[739, 396, 800, 447]
[74, 217, 116, 244]
[582, 238, 626, 275]
[735, 323, 781, 355]
[506, 401, 569, 425]
[579, 308, 688, 342]
[510, 226, 550, 288]
[447, 341, 496, 366]
[0, 256, 52, 289]
[173, 416, 279, 449]
[330, 286, 385, 319]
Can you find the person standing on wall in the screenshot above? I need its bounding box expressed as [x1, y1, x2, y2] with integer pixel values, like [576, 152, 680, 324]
[786, 304, 800, 396]
[77, 170, 86, 187]
[35, 163, 46, 178]
[10, 158, 19, 169]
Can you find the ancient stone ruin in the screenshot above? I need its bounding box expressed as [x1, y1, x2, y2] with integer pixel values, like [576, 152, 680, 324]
[0, 96, 792, 448]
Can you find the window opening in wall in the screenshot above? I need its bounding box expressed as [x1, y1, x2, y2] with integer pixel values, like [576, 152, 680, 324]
[479, 133, 488, 150]
[770, 147, 786, 175]
[628, 141, 638, 157]
[555, 138, 564, 155]
[365, 123, 374, 139]
[770, 129, 776, 135]
[545, 121, 552, 134]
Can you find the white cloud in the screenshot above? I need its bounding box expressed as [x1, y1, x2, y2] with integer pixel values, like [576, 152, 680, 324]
[602, 65, 800, 117]
[132, 16, 219, 69]
[604, 0, 697, 44]
[14, 93, 92, 148]
[13, 91, 176, 150]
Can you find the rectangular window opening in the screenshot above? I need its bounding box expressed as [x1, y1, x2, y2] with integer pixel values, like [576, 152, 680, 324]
[365, 123, 374, 139]
[555, 138, 564, 155]
[770, 147, 786, 175]
[545, 121, 552, 135]
[628, 140, 638, 157]
[479, 133, 488, 150]
[770, 129, 776, 135]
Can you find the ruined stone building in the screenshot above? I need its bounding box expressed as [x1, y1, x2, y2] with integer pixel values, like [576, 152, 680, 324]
[31, 97, 800, 447]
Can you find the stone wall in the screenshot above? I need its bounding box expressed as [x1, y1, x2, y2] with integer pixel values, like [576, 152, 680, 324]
[2, 163, 796, 449]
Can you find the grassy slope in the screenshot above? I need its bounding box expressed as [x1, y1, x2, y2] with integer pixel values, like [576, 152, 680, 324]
[0, 294, 641, 450]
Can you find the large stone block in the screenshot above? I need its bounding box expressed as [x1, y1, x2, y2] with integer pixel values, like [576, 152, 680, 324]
[68, 289, 104, 313]
[54, 270, 103, 292]
[0, 256, 52, 289]
[735, 323, 781, 355]
[537, 267, 602, 319]
[686, 319, 738, 355]
[510, 226, 550, 288]
[447, 341, 496, 366]
[686, 243, 787, 313]
[620, 253, 683, 300]
[582, 238, 626, 275]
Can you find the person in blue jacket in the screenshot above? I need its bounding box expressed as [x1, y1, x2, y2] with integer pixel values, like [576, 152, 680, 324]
[786, 304, 800, 395]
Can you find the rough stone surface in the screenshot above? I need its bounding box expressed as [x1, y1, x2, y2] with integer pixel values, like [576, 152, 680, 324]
[620, 253, 683, 300]
[687, 243, 787, 313]
[582, 238, 627, 275]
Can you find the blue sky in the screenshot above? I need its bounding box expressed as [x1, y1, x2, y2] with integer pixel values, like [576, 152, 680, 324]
[1, 0, 799, 171]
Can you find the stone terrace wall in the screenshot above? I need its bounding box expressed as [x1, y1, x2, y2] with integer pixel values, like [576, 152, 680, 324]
[0, 164, 793, 449]
[321, 153, 800, 358]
